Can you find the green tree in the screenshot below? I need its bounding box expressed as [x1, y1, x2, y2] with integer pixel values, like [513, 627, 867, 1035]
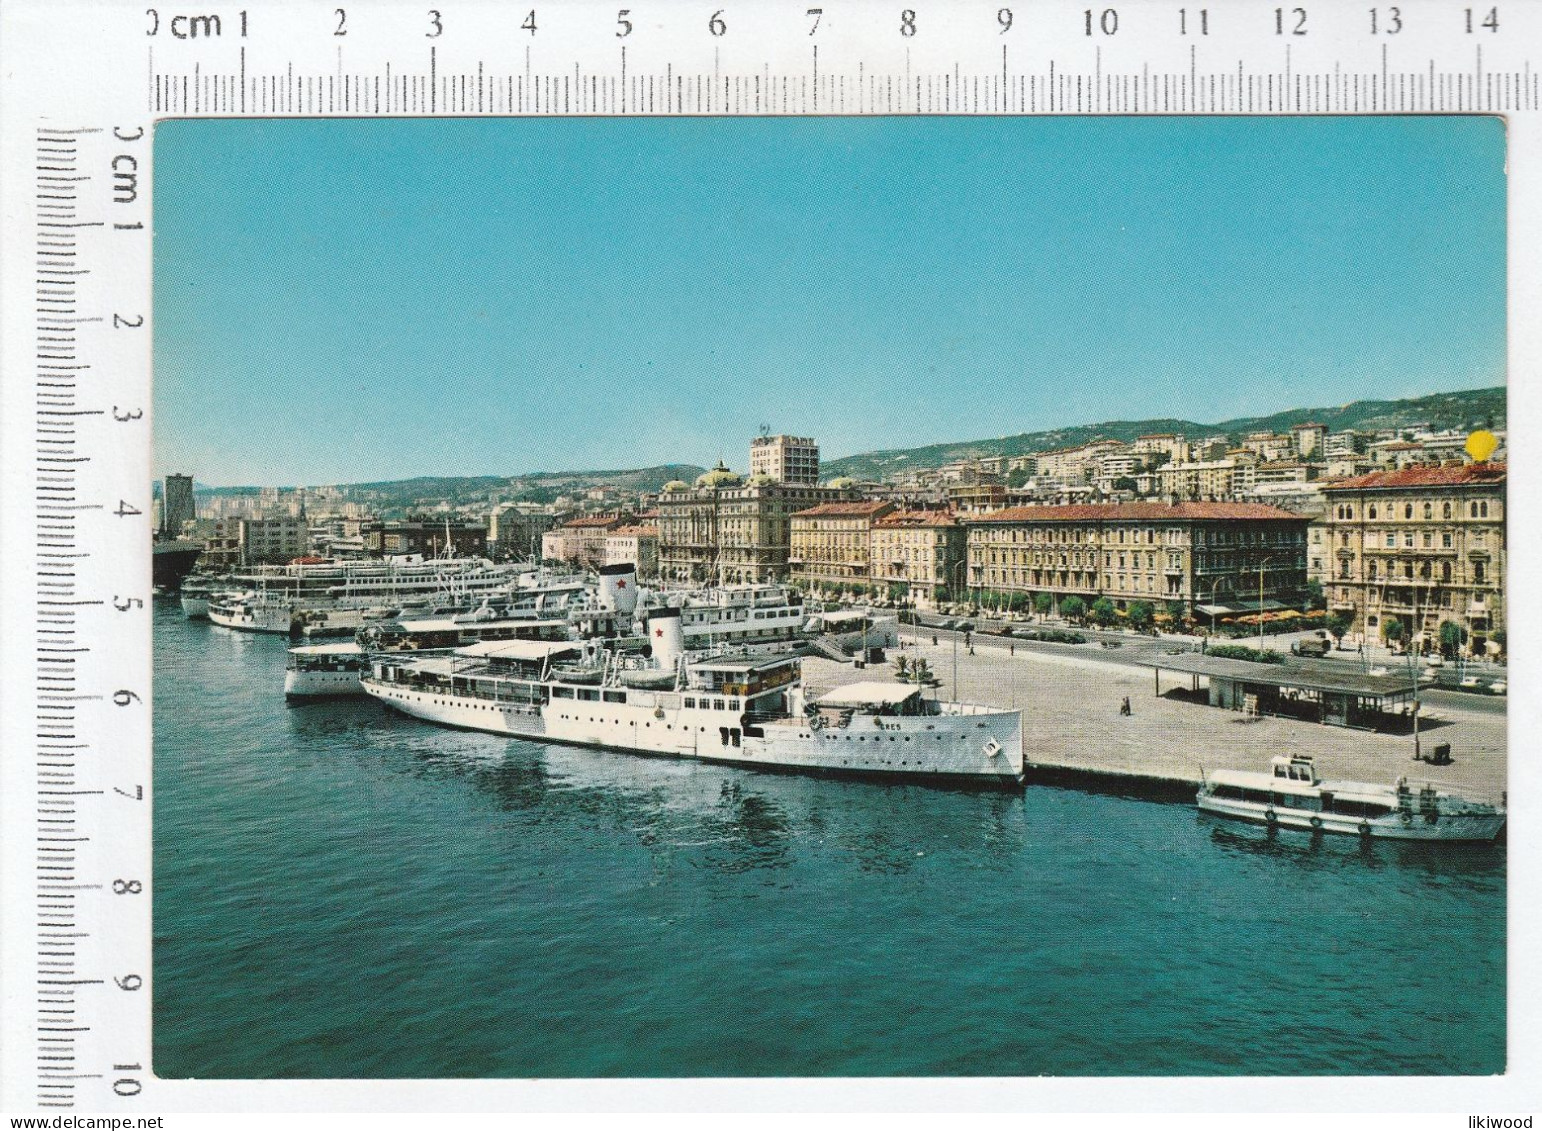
[1303, 579, 1325, 611]
[1060, 595, 1087, 623]
[887, 581, 909, 604]
[1327, 611, 1353, 639]
[1438, 620, 1468, 658]
[1033, 592, 1053, 620]
[1383, 616, 1405, 645]
[1127, 601, 1154, 632]
[1113, 476, 1138, 493]
[1006, 467, 1030, 489]
[1165, 599, 1187, 625]
[1090, 597, 1118, 627]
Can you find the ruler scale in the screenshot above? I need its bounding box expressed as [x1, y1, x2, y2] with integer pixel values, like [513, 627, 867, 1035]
[146, 46, 1542, 116]
[2, 0, 1539, 1114]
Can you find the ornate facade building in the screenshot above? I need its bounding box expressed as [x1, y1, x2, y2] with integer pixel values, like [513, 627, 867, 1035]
[787, 501, 895, 590]
[656, 461, 847, 583]
[964, 502, 1308, 616]
[1319, 463, 1505, 651]
[869, 508, 967, 605]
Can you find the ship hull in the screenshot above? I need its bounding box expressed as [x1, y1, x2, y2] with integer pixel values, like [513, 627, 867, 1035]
[1197, 796, 1505, 842]
[285, 667, 367, 699]
[362, 677, 1024, 789]
[180, 594, 211, 619]
[153, 543, 202, 590]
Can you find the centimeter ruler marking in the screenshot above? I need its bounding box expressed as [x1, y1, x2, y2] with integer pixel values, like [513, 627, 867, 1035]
[147, 44, 1541, 115]
[34, 124, 109, 1112]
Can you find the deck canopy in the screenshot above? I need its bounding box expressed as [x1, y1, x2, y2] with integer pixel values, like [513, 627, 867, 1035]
[393, 615, 569, 633]
[816, 681, 922, 708]
[454, 640, 583, 661]
[289, 641, 363, 656]
[690, 652, 801, 673]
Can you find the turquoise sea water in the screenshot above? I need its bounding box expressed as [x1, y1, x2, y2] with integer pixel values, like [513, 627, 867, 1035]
[153, 601, 1505, 1077]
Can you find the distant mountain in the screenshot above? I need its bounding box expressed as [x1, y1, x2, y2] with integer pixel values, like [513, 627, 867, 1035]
[819, 386, 1506, 481]
[192, 464, 707, 506]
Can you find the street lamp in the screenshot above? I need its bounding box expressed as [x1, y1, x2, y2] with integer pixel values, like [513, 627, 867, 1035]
[950, 557, 969, 699]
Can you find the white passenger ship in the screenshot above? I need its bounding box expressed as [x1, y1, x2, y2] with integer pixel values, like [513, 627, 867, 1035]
[1197, 755, 1506, 841]
[285, 612, 573, 698]
[284, 563, 639, 698]
[207, 556, 527, 634]
[360, 607, 1025, 788]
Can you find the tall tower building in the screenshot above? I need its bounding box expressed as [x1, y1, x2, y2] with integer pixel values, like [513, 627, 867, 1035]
[162, 473, 196, 537]
[750, 434, 820, 485]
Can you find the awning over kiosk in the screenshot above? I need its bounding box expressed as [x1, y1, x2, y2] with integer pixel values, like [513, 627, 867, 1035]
[1139, 653, 1420, 728]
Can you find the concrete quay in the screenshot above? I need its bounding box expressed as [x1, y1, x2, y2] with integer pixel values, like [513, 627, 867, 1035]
[800, 636, 1508, 802]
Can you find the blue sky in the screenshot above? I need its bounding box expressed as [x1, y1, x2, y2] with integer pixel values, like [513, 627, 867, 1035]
[153, 116, 1505, 487]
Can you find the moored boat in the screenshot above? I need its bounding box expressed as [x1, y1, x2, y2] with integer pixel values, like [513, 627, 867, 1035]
[1197, 755, 1505, 842]
[360, 607, 1025, 788]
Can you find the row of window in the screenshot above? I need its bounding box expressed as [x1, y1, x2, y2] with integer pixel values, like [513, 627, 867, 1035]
[1332, 499, 1494, 521]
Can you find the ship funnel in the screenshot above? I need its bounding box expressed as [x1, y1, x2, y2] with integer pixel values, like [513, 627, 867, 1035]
[598, 562, 639, 617]
[645, 606, 683, 671]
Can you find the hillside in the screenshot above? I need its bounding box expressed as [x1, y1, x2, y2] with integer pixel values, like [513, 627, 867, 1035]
[819, 386, 1505, 481]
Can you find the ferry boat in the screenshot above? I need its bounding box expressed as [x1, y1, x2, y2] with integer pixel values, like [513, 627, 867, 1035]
[207, 556, 526, 634]
[359, 607, 1025, 788]
[285, 563, 638, 699]
[1197, 755, 1506, 841]
[285, 612, 572, 699]
[179, 574, 223, 619]
[658, 583, 808, 650]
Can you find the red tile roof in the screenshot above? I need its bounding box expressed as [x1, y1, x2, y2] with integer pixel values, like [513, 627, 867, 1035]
[1322, 463, 1505, 492]
[874, 509, 960, 528]
[563, 515, 623, 528]
[792, 501, 893, 518]
[971, 502, 1306, 523]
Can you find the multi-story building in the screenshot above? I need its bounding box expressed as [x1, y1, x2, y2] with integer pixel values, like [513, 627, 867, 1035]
[161, 474, 197, 538]
[787, 501, 895, 590]
[363, 519, 488, 559]
[487, 504, 558, 562]
[1239, 431, 1296, 462]
[945, 471, 1007, 513]
[869, 508, 966, 605]
[604, 524, 659, 579]
[1154, 453, 1258, 500]
[1319, 463, 1505, 651]
[183, 516, 244, 570]
[964, 502, 1308, 617]
[749, 434, 820, 485]
[541, 514, 629, 570]
[238, 516, 310, 565]
[1033, 440, 1127, 486]
[1322, 430, 1361, 461]
[1132, 434, 1190, 465]
[656, 461, 846, 583]
[1290, 421, 1327, 460]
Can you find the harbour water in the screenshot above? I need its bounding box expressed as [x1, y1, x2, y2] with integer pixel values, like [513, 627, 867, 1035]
[154, 600, 1505, 1078]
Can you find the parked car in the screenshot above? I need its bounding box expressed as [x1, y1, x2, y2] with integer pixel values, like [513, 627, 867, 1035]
[1291, 637, 1330, 658]
[1488, 680, 1507, 695]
